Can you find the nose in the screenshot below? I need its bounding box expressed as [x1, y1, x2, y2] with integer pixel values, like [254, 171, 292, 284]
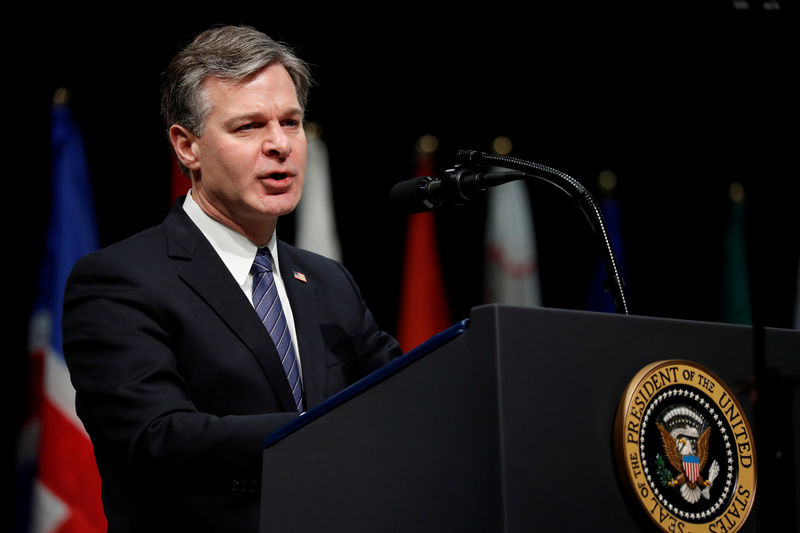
[262, 122, 291, 160]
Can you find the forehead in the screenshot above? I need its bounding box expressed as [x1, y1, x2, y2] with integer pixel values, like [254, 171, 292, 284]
[202, 64, 301, 115]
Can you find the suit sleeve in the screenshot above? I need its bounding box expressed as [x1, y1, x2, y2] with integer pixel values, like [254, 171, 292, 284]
[62, 250, 297, 486]
[331, 259, 403, 375]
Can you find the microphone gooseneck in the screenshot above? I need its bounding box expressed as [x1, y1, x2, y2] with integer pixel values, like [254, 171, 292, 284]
[391, 149, 630, 315]
[454, 150, 629, 315]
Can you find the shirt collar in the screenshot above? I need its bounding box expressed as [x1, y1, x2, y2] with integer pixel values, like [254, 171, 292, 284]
[182, 191, 280, 287]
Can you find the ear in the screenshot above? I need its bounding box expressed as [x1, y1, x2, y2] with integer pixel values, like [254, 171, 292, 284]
[169, 124, 201, 172]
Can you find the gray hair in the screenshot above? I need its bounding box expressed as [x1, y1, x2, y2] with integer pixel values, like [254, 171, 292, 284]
[160, 25, 313, 140]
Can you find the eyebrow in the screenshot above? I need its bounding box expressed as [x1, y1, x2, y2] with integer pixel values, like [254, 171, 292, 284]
[223, 107, 305, 129]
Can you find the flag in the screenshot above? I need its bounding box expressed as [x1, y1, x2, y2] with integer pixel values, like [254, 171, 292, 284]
[17, 97, 106, 533]
[483, 178, 541, 307]
[587, 171, 626, 313]
[396, 139, 451, 352]
[795, 256, 800, 329]
[295, 123, 342, 261]
[721, 182, 752, 325]
[170, 153, 190, 204]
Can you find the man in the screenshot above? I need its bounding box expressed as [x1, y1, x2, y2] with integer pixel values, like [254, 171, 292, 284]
[62, 26, 402, 533]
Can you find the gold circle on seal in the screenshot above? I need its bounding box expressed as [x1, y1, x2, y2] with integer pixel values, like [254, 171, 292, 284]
[613, 360, 757, 533]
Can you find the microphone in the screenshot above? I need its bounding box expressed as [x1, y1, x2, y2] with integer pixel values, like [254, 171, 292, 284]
[390, 148, 630, 314]
[390, 167, 521, 213]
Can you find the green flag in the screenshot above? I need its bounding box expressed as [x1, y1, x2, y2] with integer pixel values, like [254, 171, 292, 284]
[721, 182, 752, 325]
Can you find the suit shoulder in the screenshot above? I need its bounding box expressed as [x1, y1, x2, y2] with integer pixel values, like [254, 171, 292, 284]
[70, 223, 167, 278]
[76, 201, 194, 269]
[278, 241, 343, 270]
[278, 241, 357, 287]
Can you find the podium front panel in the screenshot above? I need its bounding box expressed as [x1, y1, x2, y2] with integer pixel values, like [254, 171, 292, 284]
[483, 306, 756, 532]
[261, 322, 504, 533]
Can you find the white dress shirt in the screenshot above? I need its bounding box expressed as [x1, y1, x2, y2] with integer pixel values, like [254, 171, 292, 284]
[182, 191, 303, 378]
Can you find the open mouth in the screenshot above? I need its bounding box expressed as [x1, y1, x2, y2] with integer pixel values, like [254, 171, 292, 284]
[268, 172, 288, 180]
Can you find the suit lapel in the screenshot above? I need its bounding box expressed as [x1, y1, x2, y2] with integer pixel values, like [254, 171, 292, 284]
[277, 243, 327, 408]
[163, 202, 297, 411]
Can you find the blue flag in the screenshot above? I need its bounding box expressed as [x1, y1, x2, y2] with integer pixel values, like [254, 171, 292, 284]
[34, 102, 100, 350]
[16, 99, 105, 533]
[587, 191, 626, 313]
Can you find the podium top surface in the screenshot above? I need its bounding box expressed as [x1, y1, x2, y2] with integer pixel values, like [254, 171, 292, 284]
[263, 318, 470, 447]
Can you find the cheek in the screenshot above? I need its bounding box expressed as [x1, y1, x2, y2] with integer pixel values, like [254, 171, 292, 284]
[294, 138, 308, 163]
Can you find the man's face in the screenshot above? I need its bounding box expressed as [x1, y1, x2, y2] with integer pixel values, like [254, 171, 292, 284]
[187, 63, 306, 237]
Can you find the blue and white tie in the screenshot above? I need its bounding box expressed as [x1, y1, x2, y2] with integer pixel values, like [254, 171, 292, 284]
[251, 247, 303, 411]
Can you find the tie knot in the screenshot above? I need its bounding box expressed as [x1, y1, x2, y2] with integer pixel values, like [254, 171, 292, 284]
[252, 247, 274, 274]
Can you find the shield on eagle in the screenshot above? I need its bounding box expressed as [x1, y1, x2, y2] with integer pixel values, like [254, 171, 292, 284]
[683, 454, 700, 483]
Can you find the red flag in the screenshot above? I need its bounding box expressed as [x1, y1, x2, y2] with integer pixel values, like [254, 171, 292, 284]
[396, 142, 451, 352]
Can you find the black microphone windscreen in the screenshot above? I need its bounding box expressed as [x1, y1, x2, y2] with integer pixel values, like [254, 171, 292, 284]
[389, 177, 438, 214]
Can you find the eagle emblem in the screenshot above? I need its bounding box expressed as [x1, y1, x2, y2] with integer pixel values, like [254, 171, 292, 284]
[655, 405, 720, 504]
[615, 361, 757, 531]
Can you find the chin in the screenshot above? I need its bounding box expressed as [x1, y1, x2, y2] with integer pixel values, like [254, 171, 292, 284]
[259, 196, 301, 218]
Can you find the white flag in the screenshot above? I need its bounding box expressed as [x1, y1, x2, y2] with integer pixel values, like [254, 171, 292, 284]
[296, 127, 342, 261]
[484, 179, 541, 306]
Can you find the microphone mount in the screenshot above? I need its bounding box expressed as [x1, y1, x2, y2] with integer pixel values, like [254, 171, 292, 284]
[394, 167, 525, 212]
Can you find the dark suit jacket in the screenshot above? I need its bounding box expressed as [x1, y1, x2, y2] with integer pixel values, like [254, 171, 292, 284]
[62, 200, 402, 533]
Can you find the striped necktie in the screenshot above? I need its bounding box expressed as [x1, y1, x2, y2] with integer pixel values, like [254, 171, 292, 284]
[251, 247, 304, 411]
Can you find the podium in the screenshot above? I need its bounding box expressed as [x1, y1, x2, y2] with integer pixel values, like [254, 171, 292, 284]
[261, 305, 798, 532]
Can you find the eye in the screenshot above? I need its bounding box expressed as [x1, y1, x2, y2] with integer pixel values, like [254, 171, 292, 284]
[236, 121, 266, 132]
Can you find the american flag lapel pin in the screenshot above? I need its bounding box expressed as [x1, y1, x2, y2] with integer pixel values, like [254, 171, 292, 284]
[293, 271, 308, 283]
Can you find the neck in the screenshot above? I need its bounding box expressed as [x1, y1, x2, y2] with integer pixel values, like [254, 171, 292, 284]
[190, 189, 276, 247]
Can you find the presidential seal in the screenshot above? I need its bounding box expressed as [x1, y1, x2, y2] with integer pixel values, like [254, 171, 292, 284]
[614, 360, 756, 533]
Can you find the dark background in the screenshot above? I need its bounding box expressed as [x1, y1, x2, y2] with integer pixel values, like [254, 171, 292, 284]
[7, 1, 797, 528]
